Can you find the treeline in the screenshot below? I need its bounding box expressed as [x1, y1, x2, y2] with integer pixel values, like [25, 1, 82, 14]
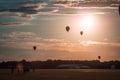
[0, 60, 120, 69]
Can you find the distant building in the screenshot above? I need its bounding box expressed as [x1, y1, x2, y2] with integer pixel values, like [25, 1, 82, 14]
[57, 64, 90, 69]
[111, 65, 116, 69]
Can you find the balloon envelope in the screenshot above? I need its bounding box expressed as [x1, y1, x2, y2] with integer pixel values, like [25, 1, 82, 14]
[66, 26, 70, 32]
[33, 46, 37, 51]
[98, 56, 101, 60]
[80, 31, 83, 35]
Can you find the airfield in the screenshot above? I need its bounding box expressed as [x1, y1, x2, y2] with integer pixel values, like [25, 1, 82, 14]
[0, 69, 120, 80]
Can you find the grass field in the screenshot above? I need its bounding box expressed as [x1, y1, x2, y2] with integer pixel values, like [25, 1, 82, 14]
[0, 69, 120, 80]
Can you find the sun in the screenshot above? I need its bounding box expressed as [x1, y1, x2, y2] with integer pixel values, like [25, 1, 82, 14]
[80, 15, 95, 30]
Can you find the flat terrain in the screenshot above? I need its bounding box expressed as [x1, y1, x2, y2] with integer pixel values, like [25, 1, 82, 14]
[0, 69, 120, 80]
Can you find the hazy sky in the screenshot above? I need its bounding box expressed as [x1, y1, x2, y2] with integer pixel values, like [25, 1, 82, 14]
[0, 0, 120, 62]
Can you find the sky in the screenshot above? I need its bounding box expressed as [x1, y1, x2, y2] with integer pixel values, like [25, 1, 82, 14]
[0, 0, 120, 62]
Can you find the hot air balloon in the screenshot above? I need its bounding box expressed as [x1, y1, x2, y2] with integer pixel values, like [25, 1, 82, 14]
[80, 31, 83, 35]
[98, 56, 101, 60]
[66, 26, 70, 32]
[33, 46, 37, 51]
[118, 5, 120, 15]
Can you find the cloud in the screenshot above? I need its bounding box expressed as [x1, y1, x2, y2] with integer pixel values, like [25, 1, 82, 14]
[2, 32, 41, 41]
[1, 31, 120, 57]
[0, 3, 45, 20]
[11, 13, 34, 19]
[53, 3, 70, 8]
[0, 31, 83, 52]
[1, 31, 120, 52]
[0, 41, 86, 53]
[0, 32, 94, 53]
[0, 3, 45, 14]
[0, 12, 33, 20]
[80, 40, 120, 49]
[0, 22, 26, 26]
[0, 2, 59, 20]
[1, 0, 114, 21]
[43, 38, 65, 43]
[1, 35, 120, 61]
[40, 7, 59, 13]
[80, 41, 106, 45]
